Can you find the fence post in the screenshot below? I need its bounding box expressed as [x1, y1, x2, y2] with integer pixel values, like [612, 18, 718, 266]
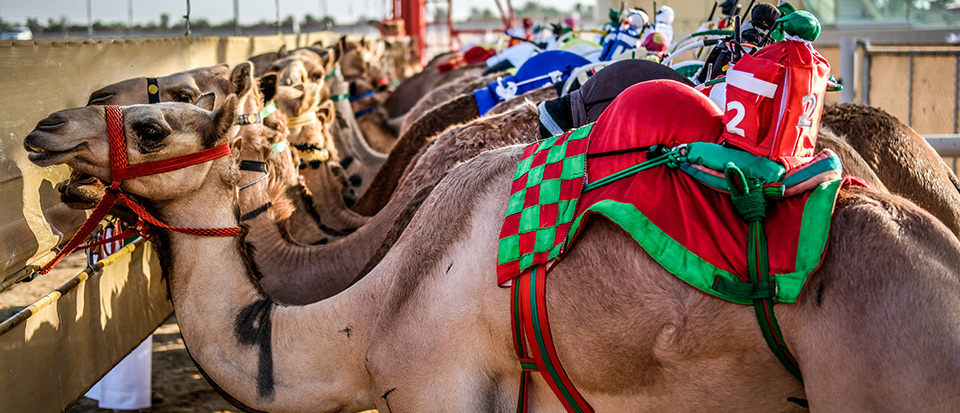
[840, 37, 856, 103]
[858, 39, 871, 106]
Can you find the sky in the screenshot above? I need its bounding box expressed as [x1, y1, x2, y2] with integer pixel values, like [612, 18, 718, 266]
[0, 0, 581, 26]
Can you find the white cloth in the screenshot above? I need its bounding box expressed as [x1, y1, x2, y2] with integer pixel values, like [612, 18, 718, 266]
[86, 335, 153, 410]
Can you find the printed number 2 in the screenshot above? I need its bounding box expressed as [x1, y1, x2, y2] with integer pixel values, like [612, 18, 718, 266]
[798, 94, 817, 128]
[725, 101, 746, 137]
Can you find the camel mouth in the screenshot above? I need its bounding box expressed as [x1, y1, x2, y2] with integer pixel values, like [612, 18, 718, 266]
[24, 134, 85, 167]
[56, 174, 105, 209]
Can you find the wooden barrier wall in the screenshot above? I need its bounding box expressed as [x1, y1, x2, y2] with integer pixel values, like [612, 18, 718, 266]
[0, 32, 340, 412]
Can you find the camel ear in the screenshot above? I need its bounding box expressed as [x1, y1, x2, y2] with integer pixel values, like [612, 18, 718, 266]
[259, 74, 278, 102]
[208, 94, 238, 147]
[359, 36, 367, 48]
[331, 45, 342, 65]
[313, 40, 324, 47]
[230, 135, 244, 153]
[277, 45, 289, 58]
[231, 62, 255, 97]
[299, 84, 321, 116]
[316, 100, 335, 125]
[196, 93, 217, 111]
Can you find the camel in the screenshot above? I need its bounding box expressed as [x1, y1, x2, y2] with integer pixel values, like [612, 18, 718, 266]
[353, 84, 558, 216]
[350, 78, 399, 153]
[325, 65, 388, 197]
[60, 64, 238, 210]
[26, 98, 960, 412]
[381, 57, 483, 119]
[64, 63, 349, 244]
[821, 103, 960, 237]
[398, 71, 505, 136]
[271, 82, 369, 232]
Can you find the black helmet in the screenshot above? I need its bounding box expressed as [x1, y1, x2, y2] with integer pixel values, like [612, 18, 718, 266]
[720, 0, 739, 16]
[750, 3, 782, 31]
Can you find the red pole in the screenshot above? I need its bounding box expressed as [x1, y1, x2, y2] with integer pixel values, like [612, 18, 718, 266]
[399, 0, 427, 65]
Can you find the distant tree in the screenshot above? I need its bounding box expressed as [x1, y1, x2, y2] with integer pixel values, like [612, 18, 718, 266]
[469, 7, 496, 19]
[160, 13, 170, 29]
[25, 18, 43, 33]
[320, 16, 335, 29]
[304, 14, 317, 24]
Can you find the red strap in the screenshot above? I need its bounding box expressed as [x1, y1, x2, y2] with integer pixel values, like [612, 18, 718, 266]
[112, 144, 232, 181]
[39, 190, 118, 274]
[118, 193, 241, 237]
[513, 264, 594, 413]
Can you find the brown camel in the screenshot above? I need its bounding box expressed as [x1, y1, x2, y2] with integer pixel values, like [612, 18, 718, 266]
[350, 78, 399, 153]
[821, 103, 960, 236]
[398, 71, 505, 136]
[381, 57, 482, 119]
[353, 84, 558, 216]
[272, 82, 369, 232]
[26, 99, 960, 412]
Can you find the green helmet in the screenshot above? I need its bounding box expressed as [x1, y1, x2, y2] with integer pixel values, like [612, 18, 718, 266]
[777, 10, 820, 41]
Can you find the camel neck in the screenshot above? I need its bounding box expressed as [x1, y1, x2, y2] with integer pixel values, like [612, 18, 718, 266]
[155, 159, 381, 411]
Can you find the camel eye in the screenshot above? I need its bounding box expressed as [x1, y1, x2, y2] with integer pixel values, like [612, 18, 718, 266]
[175, 92, 196, 103]
[135, 122, 169, 143]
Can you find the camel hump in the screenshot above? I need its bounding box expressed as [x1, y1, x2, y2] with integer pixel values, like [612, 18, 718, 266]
[589, 80, 724, 155]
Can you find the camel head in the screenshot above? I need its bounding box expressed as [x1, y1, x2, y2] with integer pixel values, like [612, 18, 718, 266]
[273, 82, 338, 161]
[86, 64, 232, 106]
[272, 45, 336, 86]
[25, 95, 239, 201]
[58, 63, 268, 208]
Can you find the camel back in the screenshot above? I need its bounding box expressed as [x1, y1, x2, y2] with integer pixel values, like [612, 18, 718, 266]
[497, 80, 854, 305]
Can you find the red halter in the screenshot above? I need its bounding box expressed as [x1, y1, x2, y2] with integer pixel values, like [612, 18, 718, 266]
[40, 105, 241, 274]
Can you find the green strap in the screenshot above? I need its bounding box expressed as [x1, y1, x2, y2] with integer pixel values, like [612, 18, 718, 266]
[260, 101, 278, 119]
[324, 67, 341, 79]
[724, 164, 803, 381]
[583, 150, 684, 192]
[331, 93, 350, 102]
[691, 29, 735, 37]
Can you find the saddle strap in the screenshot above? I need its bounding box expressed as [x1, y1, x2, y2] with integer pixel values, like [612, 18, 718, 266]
[512, 264, 594, 413]
[724, 164, 803, 381]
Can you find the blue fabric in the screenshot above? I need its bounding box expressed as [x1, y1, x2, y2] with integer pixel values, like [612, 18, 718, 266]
[473, 50, 591, 115]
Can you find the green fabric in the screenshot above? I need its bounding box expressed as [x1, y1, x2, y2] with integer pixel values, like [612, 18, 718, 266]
[778, 10, 821, 42]
[713, 276, 777, 299]
[498, 124, 592, 270]
[685, 142, 786, 184]
[795, 179, 842, 272]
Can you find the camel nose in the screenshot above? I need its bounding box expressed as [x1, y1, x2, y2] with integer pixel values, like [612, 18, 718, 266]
[35, 113, 66, 131]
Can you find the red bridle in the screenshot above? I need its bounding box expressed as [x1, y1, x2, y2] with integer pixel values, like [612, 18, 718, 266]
[40, 105, 241, 274]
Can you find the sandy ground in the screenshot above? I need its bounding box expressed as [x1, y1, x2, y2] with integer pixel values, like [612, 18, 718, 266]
[0, 252, 238, 413]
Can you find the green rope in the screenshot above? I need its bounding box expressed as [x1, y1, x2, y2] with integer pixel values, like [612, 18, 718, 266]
[583, 150, 685, 192]
[691, 29, 735, 37]
[724, 163, 803, 381]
